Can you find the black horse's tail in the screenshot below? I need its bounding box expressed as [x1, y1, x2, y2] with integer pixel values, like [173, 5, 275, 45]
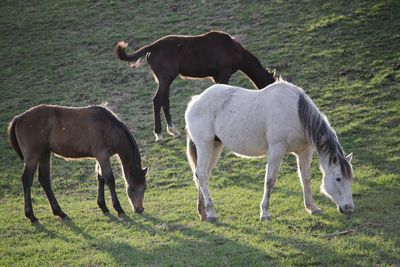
[186, 134, 197, 173]
[7, 116, 24, 160]
[114, 41, 151, 67]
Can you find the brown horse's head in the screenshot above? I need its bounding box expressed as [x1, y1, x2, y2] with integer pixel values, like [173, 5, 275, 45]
[126, 167, 148, 213]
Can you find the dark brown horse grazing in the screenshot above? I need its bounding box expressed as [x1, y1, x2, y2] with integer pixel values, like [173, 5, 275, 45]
[115, 30, 276, 143]
[7, 105, 147, 223]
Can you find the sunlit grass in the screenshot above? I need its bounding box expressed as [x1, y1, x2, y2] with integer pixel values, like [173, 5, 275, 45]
[0, 0, 399, 266]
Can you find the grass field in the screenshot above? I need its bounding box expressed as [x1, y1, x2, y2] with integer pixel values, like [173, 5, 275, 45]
[1, 0, 399, 266]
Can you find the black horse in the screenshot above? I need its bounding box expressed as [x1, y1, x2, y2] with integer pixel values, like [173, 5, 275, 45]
[115, 30, 276, 143]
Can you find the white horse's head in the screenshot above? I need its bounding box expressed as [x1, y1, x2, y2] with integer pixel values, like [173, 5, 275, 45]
[320, 153, 354, 214]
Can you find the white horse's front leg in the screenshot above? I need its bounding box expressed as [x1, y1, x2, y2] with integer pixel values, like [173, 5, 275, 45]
[296, 147, 322, 215]
[260, 146, 285, 221]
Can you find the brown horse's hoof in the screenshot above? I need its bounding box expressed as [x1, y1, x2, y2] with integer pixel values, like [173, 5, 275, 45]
[60, 215, 70, 222]
[118, 213, 126, 220]
[57, 211, 68, 219]
[30, 217, 39, 224]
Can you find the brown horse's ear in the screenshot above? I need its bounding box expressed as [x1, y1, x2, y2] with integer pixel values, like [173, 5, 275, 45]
[143, 167, 148, 174]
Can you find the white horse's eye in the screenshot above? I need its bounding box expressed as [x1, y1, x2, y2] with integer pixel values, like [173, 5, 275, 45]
[335, 177, 341, 182]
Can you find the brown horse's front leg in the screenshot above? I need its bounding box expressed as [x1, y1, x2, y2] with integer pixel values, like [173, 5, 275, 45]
[38, 153, 67, 220]
[96, 173, 109, 214]
[95, 162, 109, 214]
[21, 163, 38, 223]
[98, 159, 125, 217]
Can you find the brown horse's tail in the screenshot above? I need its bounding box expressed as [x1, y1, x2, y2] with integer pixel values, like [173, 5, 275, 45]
[7, 116, 24, 160]
[186, 133, 197, 173]
[114, 41, 150, 68]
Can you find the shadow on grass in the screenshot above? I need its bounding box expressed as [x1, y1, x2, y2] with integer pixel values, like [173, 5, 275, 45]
[30, 210, 380, 266]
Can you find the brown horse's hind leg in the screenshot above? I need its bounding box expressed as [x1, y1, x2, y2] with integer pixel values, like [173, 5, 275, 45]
[95, 162, 109, 214]
[21, 161, 38, 223]
[97, 158, 125, 217]
[38, 153, 68, 220]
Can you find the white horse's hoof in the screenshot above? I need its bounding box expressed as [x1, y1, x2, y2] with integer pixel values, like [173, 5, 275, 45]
[206, 216, 217, 223]
[260, 215, 272, 221]
[167, 126, 182, 138]
[308, 209, 323, 215]
[306, 204, 323, 215]
[260, 210, 271, 221]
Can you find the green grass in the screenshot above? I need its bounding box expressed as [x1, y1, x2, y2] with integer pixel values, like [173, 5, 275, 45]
[1, 0, 399, 266]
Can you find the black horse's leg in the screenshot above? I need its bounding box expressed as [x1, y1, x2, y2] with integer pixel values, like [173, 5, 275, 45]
[158, 79, 181, 138]
[21, 160, 38, 223]
[95, 162, 109, 214]
[152, 89, 163, 143]
[98, 158, 125, 216]
[213, 70, 232, 84]
[38, 152, 67, 220]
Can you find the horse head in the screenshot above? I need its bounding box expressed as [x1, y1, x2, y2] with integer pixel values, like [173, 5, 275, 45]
[126, 167, 148, 214]
[320, 153, 354, 214]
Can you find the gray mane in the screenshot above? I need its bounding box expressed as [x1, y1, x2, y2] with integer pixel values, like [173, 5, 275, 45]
[297, 93, 352, 179]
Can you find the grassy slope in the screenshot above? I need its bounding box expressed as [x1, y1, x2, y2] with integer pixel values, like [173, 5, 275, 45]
[0, 0, 399, 266]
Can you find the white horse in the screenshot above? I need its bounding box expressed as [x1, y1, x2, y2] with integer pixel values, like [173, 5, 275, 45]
[185, 81, 354, 222]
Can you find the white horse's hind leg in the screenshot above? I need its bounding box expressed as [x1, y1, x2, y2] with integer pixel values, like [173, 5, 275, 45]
[260, 145, 286, 221]
[207, 142, 223, 177]
[192, 141, 223, 221]
[296, 146, 322, 215]
[195, 141, 218, 222]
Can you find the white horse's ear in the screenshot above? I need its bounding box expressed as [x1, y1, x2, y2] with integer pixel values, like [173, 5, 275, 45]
[346, 153, 353, 162]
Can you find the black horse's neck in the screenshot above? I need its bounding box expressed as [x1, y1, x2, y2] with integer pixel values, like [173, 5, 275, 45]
[239, 49, 275, 89]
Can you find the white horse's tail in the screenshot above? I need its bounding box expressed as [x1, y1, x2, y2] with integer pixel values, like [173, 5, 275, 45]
[186, 134, 197, 172]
